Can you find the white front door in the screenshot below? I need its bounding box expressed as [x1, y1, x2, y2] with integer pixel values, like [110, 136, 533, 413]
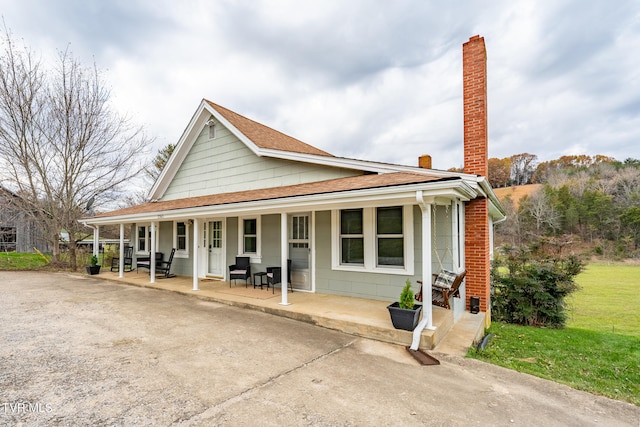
[289, 213, 311, 290]
[208, 220, 224, 277]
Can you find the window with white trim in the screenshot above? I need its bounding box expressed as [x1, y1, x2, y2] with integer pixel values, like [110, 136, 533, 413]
[173, 221, 190, 257]
[340, 209, 364, 265]
[376, 206, 404, 267]
[332, 205, 413, 275]
[137, 225, 148, 253]
[136, 224, 158, 254]
[238, 216, 261, 258]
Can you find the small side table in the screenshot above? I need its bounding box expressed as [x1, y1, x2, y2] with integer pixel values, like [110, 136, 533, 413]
[253, 272, 268, 289]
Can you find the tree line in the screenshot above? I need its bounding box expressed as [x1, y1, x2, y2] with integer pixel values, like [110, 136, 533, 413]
[493, 153, 640, 259]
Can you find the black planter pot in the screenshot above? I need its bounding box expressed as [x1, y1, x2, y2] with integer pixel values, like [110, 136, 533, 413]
[387, 302, 423, 331]
[86, 265, 101, 275]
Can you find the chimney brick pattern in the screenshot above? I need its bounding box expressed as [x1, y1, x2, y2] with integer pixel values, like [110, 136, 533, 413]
[463, 35, 491, 314]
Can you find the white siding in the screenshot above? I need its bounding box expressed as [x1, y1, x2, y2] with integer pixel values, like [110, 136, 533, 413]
[162, 125, 361, 201]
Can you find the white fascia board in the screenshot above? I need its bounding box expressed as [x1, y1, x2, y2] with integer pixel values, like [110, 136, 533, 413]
[85, 180, 475, 226]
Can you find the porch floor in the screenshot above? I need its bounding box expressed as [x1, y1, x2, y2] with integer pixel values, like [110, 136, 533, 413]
[97, 271, 485, 353]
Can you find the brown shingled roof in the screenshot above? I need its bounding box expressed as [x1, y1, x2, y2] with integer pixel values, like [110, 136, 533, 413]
[92, 172, 451, 219]
[206, 100, 333, 157]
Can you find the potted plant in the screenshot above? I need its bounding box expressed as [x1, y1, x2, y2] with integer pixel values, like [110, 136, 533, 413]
[86, 254, 101, 275]
[387, 279, 422, 331]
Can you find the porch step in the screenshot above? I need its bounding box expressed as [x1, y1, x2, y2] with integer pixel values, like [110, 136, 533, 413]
[432, 311, 486, 356]
[281, 304, 456, 351]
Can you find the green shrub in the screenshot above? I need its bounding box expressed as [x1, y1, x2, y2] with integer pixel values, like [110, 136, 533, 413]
[398, 279, 415, 309]
[491, 239, 584, 328]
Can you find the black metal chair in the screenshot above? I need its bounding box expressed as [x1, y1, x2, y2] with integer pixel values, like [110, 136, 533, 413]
[229, 256, 251, 287]
[266, 259, 293, 294]
[155, 248, 176, 279]
[111, 246, 134, 272]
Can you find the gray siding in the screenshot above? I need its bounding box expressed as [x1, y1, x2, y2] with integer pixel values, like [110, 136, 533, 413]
[313, 206, 457, 302]
[162, 125, 361, 201]
[225, 214, 283, 276]
[314, 210, 416, 302]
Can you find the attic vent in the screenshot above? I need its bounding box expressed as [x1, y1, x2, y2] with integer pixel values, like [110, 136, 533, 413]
[207, 120, 216, 139]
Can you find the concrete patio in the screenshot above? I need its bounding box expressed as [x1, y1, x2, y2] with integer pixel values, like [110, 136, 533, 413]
[97, 270, 486, 354]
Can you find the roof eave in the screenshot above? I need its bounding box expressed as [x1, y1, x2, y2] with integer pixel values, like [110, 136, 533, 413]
[84, 179, 475, 225]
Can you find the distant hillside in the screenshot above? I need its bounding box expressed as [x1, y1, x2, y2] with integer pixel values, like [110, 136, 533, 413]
[493, 184, 542, 208]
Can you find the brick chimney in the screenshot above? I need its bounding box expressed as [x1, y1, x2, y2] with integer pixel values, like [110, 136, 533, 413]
[463, 35, 488, 176]
[418, 154, 432, 169]
[462, 35, 491, 316]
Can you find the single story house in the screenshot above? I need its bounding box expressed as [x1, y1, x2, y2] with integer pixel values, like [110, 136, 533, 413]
[82, 35, 504, 329]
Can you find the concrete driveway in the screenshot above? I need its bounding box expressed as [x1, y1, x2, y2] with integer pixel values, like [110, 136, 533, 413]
[1, 271, 638, 426]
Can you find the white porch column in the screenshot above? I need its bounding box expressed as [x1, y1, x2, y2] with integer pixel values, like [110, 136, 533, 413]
[411, 192, 435, 351]
[279, 212, 290, 306]
[420, 203, 434, 329]
[93, 225, 100, 257]
[150, 222, 157, 284]
[192, 219, 199, 291]
[118, 223, 125, 278]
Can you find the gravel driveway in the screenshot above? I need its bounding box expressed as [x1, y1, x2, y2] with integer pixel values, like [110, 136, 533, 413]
[1, 271, 638, 426]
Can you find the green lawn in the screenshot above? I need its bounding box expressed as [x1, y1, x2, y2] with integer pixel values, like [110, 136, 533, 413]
[0, 252, 50, 269]
[567, 262, 640, 337]
[469, 262, 640, 406]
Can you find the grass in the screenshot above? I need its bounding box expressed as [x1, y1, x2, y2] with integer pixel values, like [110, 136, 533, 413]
[0, 251, 50, 269]
[470, 323, 639, 405]
[469, 262, 640, 405]
[567, 262, 640, 337]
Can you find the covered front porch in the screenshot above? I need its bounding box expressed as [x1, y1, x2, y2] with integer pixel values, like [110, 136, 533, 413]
[97, 270, 485, 353]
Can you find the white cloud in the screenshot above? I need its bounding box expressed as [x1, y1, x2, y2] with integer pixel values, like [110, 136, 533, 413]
[0, 0, 638, 169]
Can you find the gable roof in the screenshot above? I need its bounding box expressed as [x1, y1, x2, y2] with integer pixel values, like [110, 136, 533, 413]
[205, 100, 333, 157]
[105, 99, 505, 222]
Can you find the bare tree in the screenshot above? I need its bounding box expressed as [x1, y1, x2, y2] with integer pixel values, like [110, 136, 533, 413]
[510, 153, 538, 185]
[523, 190, 561, 234]
[0, 28, 152, 269]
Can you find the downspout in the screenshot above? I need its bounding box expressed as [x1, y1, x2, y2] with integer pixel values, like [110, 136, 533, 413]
[411, 191, 435, 351]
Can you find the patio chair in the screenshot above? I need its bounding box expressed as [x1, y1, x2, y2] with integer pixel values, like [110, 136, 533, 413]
[136, 252, 164, 273]
[229, 256, 251, 287]
[266, 259, 293, 294]
[415, 269, 466, 310]
[111, 246, 134, 272]
[155, 248, 176, 279]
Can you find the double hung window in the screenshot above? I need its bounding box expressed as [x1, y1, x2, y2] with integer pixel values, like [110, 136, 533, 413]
[333, 205, 412, 275]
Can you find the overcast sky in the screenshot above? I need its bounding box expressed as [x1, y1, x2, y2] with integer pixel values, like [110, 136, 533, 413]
[1, 0, 639, 170]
